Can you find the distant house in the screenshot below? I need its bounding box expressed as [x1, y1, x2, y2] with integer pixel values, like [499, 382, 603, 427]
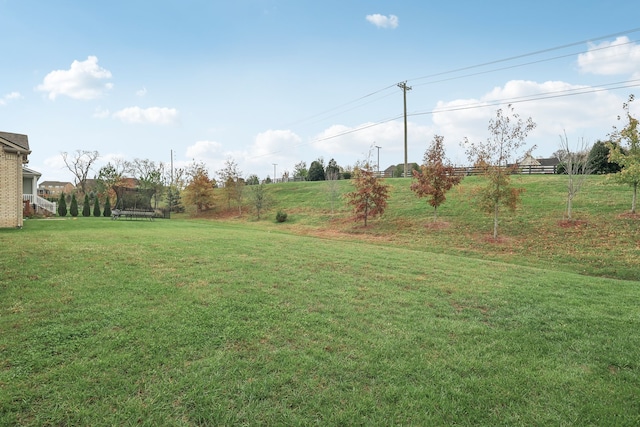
[39, 180, 75, 198]
[0, 131, 31, 228]
[517, 153, 560, 174]
[383, 163, 419, 178]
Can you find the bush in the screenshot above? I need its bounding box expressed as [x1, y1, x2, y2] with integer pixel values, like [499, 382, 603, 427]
[82, 194, 91, 217]
[275, 210, 288, 223]
[103, 198, 112, 217]
[58, 193, 67, 217]
[93, 198, 101, 217]
[70, 194, 79, 217]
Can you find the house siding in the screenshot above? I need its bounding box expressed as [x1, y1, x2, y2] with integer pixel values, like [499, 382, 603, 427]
[0, 149, 24, 228]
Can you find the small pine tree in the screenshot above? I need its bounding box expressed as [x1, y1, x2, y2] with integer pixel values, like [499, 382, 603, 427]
[82, 194, 91, 217]
[93, 197, 101, 217]
[58, 193, 67, 217]
[103, 197, 112, 217]
[70, 194, 79, 217]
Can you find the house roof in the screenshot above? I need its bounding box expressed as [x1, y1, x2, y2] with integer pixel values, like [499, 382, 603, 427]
[40, 180, 74, 187]
[22, 166, 42, 178]
[0, 131, 30, 151]
[538, 157, 560, 167]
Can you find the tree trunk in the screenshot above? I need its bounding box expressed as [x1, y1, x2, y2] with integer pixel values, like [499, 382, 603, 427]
[493, 202, 499, 239]
[567, 193, 573, 220]
[433, 206, 438, 222]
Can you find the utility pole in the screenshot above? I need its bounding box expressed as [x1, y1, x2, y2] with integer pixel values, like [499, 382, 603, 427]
[273, 163, 277, 183]
[375, 145, 381, 177]
[398, 81, 412, 177]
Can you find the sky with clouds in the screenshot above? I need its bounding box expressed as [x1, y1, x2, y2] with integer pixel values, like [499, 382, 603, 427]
[2, 0, 640, 182]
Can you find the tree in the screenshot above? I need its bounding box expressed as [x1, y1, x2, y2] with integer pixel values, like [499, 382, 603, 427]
[217, 158, 244, 214]
[325, 164, 341, 214]
[246, 174, 260, 185]
[411, 135, 463, 221]
[57, 193, 67, 217]
[103, 197, 112, 217]
[293, 161, 308, 181]
[249, 183, 271, 220]
[131, 158, 165, 208]
[463, 105, 536, 239]
[308, 158, 326, 181]
[587, 140, 621, 174]
[558, 131, 592, 220]
[182, 162, 216, 214]
[93, 197, 101, 217]
[82, 194, 91, 217]
[96, 161, 127, 208]
[608, 94, 640, 213]
[70, 194, 79, 217]
[344, 165, 390, 226]
[325, 158, 341, 179]
[61, 150, 100, 196]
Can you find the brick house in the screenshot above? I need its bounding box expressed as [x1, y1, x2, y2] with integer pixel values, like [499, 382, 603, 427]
[0, 131, 31, 228]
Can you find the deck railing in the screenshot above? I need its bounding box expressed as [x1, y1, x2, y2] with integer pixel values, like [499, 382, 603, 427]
[23, 194, 57, 214]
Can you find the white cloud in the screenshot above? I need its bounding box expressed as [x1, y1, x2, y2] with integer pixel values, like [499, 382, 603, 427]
[136, 87, 147, 97]
[185, 140, 223, 160]
[313, 120, 432, 166]
[366, 14, 399, 29]
[578, 36, 640, 77]
[0, 91, 22, 106]
[432, 79, 623, 162]
[112, 106, 179, 125]
[36, 56, 113, 100]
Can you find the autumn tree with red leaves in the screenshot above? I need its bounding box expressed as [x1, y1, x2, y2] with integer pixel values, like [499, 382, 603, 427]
[411, 135, 463, 221]
[345, 165, 390, 226]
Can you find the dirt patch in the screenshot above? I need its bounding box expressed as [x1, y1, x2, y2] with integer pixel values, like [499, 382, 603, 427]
[617, 212, 640, 220]
[557, 219, 588, 228]
[424, 221, 451, 231]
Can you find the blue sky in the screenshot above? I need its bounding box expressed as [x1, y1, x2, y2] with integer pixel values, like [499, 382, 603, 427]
[2, 0, 640, 182]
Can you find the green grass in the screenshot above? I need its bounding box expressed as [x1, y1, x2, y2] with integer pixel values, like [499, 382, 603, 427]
[1, 174, 639, 425]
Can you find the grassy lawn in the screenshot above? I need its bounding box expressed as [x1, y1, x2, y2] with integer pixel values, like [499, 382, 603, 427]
[1, 174, 639, 425]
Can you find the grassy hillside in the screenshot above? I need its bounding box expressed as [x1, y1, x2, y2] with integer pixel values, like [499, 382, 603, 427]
[260, 174, 639, 281]
[1, 218, 639, 425]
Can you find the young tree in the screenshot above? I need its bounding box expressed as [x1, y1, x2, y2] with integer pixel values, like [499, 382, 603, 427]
[61, 150, 100, 196]
[608, 94, 640, 213]
[70, 194, 79, 217]
[344, 165, 390, 226]
[325, 166, 341, 214]
[293, 161, 308, 181]
[557, 131, 592, 220]
[411, 135, 463, 221]
[58, 193, 67, 217]
[249, 183, 271, 220]
[463, 105, 536, 239]
[93, 197, 101, 217]
[217, 158, 244, 213]
[82, 194, 91, 217]
[182, 162, 216, 214]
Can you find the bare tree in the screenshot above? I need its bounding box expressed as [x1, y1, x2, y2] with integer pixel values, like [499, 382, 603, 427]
[463, 105, 536, 239]
[61, 150, 100, 196]
[557, 131, 592, 220]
